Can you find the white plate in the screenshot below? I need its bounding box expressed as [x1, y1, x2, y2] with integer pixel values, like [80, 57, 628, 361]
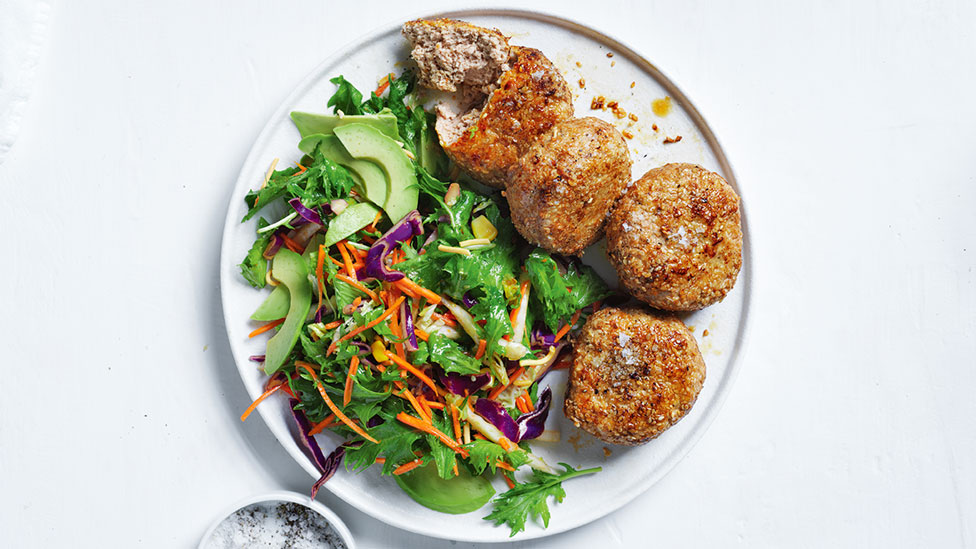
[220, 9, 752, 543]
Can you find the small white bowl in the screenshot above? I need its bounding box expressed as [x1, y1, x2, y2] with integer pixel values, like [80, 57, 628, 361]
[198, 490, 355, 549]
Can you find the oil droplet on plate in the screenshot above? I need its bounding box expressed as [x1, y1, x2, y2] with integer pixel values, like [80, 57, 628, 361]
[652, 96, 672, 117]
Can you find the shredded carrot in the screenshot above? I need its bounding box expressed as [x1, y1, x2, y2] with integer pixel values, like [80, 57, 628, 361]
[308, 414, 336, 436]
[337, 241, 357, 281]
[316, 244, 326, 314]
[295, 362, 379, 444]
[425, 401, 445, 410]
[374, 457, 386, 464]
[342, 356, 360, 407]
[502, 472, 515, 489]
[496, 461, 515, 472]
[394, 281, 419, 299]
[417, 394, 434, 419]
[554, 310, 582, 343]
[248, 317, 284, 338]
[387, 353, 439, 395]
[334, 273, 380, 303]
[388, 305, 407, 361]
[450, 403, 462, 443]
[364, 210, 383, 233]
[319, 321, 340, 332]
[280, 234, 304, 254]
[329, 256, 345, 268]
[553, 324, 572, 343]
[489, 367, 524, 400]
[278, 383, 297, 400]
[508, 279, 530, 324]
[393, 458, 423, 475]
[433, 312, 456, 327]
[399, 389, 431, 423]
[393, 249, 406, 265]
[498, 437, 514, 452]
[327, 295, 404, 355]
[240, 382, 283, 421]
[414, 327, 429, 342]
[474, 433, 488, 441]
[452, 462, 459, 476]
[346, 242, 367, 261]
[394, 277, 441, 304]
[522, 392, 535, 412]
[474, 339, 487, 360]
[375, 73, 393, 96]
[295, 361, 332, 377]
[515, 395, 529, 414]
[396, 412, 469, 457]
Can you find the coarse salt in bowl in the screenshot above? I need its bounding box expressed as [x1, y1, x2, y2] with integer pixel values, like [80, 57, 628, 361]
[198, 491, 355, 549]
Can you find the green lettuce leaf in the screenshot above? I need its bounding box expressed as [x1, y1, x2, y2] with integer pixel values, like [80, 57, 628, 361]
[525, 249, 611, 331]
[239, 218, 271, 288]
[327, 75, 363, 115]
[425, 409, 458, 479]
[484, 463, 601, 536]
[428, 333, 482, 375]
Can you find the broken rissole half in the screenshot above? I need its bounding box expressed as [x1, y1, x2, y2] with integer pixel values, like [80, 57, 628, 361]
[237, 18, 607, 537]
[404, 19, 575, 189]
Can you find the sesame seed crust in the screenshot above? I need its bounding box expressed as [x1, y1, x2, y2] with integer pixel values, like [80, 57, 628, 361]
[607, 163, 743, 311]
[564, 306, 706, 446]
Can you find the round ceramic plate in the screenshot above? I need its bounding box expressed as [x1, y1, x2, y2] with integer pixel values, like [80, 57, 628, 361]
[220, 9, 752, 543]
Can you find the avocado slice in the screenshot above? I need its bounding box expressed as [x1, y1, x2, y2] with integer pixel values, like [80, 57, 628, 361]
[324, 201, 381, 247]
[263, 249, 311, 374]
[290, 110, 399, 141]
[298, 134, 388, 208]
[250, 285, 289, 321]
[333, 123, 419, 223]
[394, 462, 495, 514]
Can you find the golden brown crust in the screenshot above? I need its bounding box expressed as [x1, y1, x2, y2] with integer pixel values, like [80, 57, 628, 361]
[607, 163, 743, 311]
[563, 306, 706, 446]
[442, 47, 575, 188]
[507, 117, 631, 255]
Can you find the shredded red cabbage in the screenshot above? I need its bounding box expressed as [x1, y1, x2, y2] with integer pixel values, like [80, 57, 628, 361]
[310, 445, 346, 499]
[436, 366, 490, 396]
[364, 210, 423, 282]
[288, 197, 324, 226]
[530, 328, 555, 349]
[350, 341, 371, 354]
[400, 300, 418, 351]
[462, 292, 478, 308]
[515, 387, 552, 441]
[422, 229, 439, 249]
[473, 397, 520, 442]
[249, 354, 266, 363]
[262, 232, 285, 259]
[290, 400, 329, 472]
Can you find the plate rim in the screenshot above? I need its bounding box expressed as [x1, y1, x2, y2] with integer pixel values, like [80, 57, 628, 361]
[219, 7, 753, 543]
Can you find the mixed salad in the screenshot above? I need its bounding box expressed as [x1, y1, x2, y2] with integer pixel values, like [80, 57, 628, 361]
[238, 71, 608, 536]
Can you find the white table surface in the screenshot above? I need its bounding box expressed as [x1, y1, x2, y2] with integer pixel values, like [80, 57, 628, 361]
[2, 1, 974, 547]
